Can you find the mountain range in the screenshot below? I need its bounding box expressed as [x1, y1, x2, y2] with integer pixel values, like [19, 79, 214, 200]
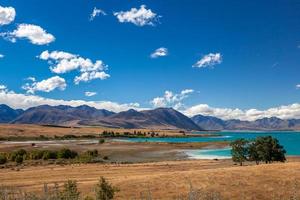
[0, 104, 300, 131]
[191, 114, 300, 131]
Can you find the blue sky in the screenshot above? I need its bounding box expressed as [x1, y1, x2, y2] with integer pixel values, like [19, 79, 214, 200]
[0, 0, 300, 120]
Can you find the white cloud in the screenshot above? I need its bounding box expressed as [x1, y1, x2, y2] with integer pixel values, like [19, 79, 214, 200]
[90, 7, 106, 21]
[2, 84, 300, 121]
[85, 91, 97, 97]
[151, 89, 194, 109]
[38, 50, 110, 84]
[193, 53, 222, 68]
[0, 54, 4, 58]
[150, 47, 168, 58]
[0, 5, 16, 25]
[74, 71, 110, 85]
[22, 76, 66, 94]
[0, 86, 142, 112]
[0, 85, 7, 91]
[114, 5, 159, 26]
[3, 24, 55, 45]
[296, 84, 300, 89]
[182, 103, 300, 121]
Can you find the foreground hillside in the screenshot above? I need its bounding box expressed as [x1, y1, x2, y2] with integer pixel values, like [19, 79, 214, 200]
[1, 159, 300, 199]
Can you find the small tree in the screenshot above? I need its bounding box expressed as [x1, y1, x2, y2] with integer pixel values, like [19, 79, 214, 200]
[98, 139, 105, 144]
[95, 177, 119, 200]
[230, 139, 249, 166]
[58, 148, 78, 159]
[15, 155, 24, 164]
[60, 180, 80, 200]
[0, 153, 7, 164]
[255, 136, 286, 164]
[248, 141, 260, 165]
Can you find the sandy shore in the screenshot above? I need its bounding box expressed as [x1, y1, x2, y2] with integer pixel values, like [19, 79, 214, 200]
[0, 139, 229, 163]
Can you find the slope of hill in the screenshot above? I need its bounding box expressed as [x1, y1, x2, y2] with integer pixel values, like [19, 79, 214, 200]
[80, 108, 203, 130]
[2, 104, 300, 130]
[0, 104, 24, 123]
[191, 114, 300, 131]
[12, 105, 115, 126]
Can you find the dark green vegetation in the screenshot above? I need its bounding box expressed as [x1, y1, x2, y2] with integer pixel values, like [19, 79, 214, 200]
[101, 130, 158, 138]
[0, 177, 119, 200]
[0, 148, 106, 166]
[0, 134, 99, 141]
[230, 136, 286, 166]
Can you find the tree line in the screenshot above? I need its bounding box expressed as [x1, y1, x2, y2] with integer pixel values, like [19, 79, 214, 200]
[230, 136, 286, 166]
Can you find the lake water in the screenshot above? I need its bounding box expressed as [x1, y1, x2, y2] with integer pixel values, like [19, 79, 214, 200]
[117, 131, 300, 159]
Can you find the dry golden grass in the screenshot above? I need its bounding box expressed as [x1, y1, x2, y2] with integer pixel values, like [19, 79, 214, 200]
[0, 124, 195, 138]
[1, 159, 300, 199]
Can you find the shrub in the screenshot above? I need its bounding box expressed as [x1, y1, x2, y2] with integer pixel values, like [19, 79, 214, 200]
[103, 156, 108, 160]
[86, 150, 98, 157]
[42, 150, 58, 160]
[60, 180, 80, 200]
[30, 150, 45, 160]
[0, 153, 7, 164]
[98, 139, 105, 144]
[95, 177, 119, 200]
[58, 148, 78, 159]
[15, 155, 24, 164]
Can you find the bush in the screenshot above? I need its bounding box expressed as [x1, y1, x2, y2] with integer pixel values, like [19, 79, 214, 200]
[10, 149, 27, 162]
[30, 150, 44, 160]
[60, 180, 80, 200]
[15, 155, 24, 164]
[98, 139, 105, 144]
[0, 153, 7, 164]
[95, 177, 119, 200]
[86, 150, 98, 157]
[42, 150, 58, 160]
[58, 148, 78, 159]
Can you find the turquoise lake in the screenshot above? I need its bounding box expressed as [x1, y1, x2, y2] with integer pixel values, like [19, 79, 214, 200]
[117, 131, 300, 159]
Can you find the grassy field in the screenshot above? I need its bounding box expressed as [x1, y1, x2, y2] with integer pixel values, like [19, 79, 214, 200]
[1, 159, 300, 199]
[1, 124, 299, 199]
[0, 124, 207, 138]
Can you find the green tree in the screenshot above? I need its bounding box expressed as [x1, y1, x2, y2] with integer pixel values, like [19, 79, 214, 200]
[230, 139, 249, 166]
[60, 180, 80, 200]
[98, 139, 105, 144]
[0, 153, 7, 164]
[255, 136, 286, 164]
[95, 177, 119, 200]
[15, 155, 24, 164]
[248, 141, 260, 165]
[58, 148, 78, 159]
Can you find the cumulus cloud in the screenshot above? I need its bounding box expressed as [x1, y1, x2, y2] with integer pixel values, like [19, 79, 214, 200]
[0, 5, 16, 25]
[193, 53, 222, 68]
[22, 76, 66, 94]
[39, 50, 110, 84]
[85, 91, 97, 97]
[151, 89, 194, 109]
[0, 54, 4, 58]
[0, 85, 142, 112]
[182, 103, 300, 121]
[90, 7, 106, 21]
[150, 47, 168, 58]
[114, 5, 159, 26]
[0, 85, 7, 91]
[3, 24, 55, 45]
